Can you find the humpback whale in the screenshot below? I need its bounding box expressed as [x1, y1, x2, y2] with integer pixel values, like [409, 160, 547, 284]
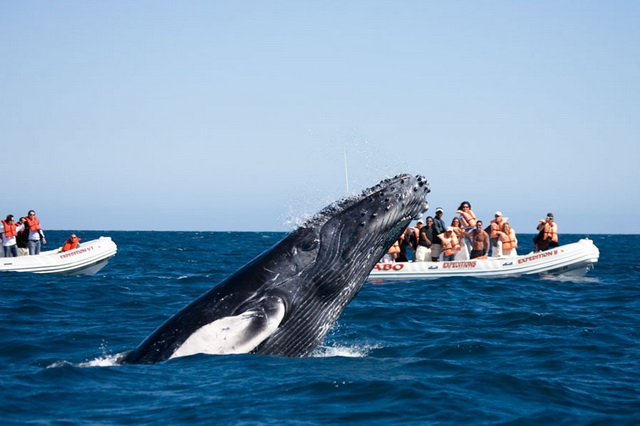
[120, 174, 429, 364]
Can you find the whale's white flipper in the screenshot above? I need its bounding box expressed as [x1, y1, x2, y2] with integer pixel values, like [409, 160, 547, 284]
[171, 297, 285, 358]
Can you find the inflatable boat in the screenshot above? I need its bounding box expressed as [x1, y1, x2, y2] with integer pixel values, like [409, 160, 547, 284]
[369, 238, 599, 281]
[0, 237, 117, 275]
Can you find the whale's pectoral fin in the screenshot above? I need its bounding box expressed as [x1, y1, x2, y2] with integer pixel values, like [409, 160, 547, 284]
[170, 296, 286, 359]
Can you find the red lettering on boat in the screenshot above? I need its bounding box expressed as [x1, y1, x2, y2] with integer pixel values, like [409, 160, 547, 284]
[59, 246, 94, 259]
[443, 261, 477, 269]
[374, 263, 405, 271]
[518, 250, 558, 264]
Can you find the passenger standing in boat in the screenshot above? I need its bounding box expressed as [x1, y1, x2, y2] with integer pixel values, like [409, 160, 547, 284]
[489, 211, 507, 257]
[456, 201, 477, 228]
[1, 215, 24, 257]
[24, 210, 46, 255]
[411, 219, 423, 257]
[450, 217, 470, 260]
[456, 201, 476, 260]
[432, 207, 446, 261]
[468, 221, 490, 259]
[438, 226, 460, 261]
[396, 227, 412, 262]
[16, 217, 29, 256]
[416, 217, 435, 262]
[534, 213, 558, 252]
[385, 241, 401, 262]
[497, 222, 518, 257]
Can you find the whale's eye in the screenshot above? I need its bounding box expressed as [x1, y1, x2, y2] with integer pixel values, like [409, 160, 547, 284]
[295, 228, 320, 252]
[299, 236, 319, 252]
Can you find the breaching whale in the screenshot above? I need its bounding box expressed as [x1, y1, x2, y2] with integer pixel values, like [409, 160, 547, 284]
[120, 174, 429, 364]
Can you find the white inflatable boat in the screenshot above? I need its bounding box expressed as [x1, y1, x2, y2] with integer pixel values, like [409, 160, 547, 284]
[0, 237, 117, 275]
[369, 238, 599, 281]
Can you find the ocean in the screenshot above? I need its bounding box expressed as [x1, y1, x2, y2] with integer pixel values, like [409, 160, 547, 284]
[1, 231, 638, 424]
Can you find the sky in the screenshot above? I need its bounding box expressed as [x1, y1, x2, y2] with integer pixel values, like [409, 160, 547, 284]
[1, 1, 639, 234]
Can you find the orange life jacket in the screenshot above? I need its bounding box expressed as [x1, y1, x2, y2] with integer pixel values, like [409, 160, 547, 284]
[438, 232, 460, 257]
[25, 216, 42, 231]
[62, 237, 81, 252]
[500, 229, 518, 251]
[2, 220, 17, 238]
[542, 223, 558, 243]
[490, 217, 508, 239]
[458, 210, 477, 227]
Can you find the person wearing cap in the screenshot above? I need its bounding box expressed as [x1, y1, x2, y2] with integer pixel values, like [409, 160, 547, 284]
[434, 207, 446, 232]
[534, 213, 558, 251]
[432, 208, 446, 261]
[490, 211, 508, 257]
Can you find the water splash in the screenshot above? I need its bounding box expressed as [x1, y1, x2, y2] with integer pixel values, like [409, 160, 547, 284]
[311, 343, 379, 358]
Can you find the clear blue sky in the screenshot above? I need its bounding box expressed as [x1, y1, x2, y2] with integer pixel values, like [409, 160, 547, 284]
[2, 1, 638, 234]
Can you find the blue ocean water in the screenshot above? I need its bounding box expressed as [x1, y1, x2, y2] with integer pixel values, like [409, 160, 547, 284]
[1, 231, 638, 424]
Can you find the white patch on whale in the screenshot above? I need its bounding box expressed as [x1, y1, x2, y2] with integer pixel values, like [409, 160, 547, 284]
[171, 299, 286, 358]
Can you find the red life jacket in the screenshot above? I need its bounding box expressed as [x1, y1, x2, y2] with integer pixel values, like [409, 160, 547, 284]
[2, 220, 17, 238]
[25, 216, 42, 231]
[62, 237, 81, 252]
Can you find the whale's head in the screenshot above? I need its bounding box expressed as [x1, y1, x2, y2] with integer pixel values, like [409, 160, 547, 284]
[253, 174, 429, 355]
[292, 173, 429, 277]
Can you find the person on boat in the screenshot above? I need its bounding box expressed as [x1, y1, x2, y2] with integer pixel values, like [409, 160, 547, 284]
[386, 240, 401, 262]
[534, 213, 558, 252]
[432, 207, 446, 261]
[416, 217, 435, 262]
[61, 234, 81, 252]
[496, 222, 518, 257]
[438, 226, 460, 261]
[489, 211, 508, 257]
[456, 201, 477, 229]
[450, 217, 470, 261]
[24, 210, 46, 255]
[1, 215, 24, 257]
[399, 223, 420, 262]
[411, 219, 423, 255]
[468, 220, 490, 259]
[433, 207, 446, 233]
[16, 217, 29, 256]
[395, 231, 407, 262]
